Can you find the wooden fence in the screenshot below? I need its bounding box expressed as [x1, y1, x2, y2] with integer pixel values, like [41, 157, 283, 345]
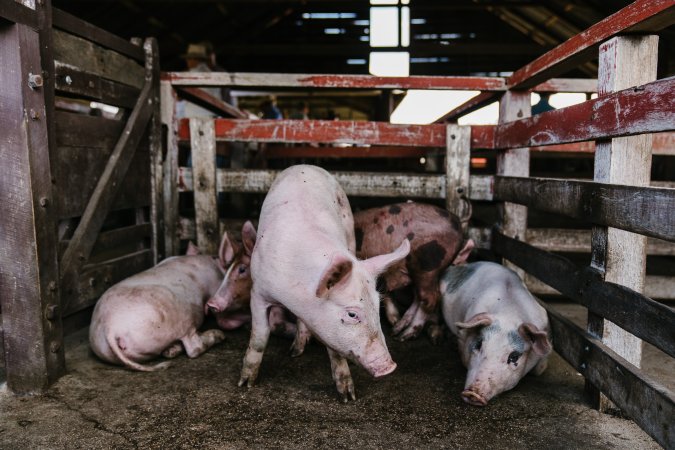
[0, 1, 160, 393]
[161, 1, 674, 446]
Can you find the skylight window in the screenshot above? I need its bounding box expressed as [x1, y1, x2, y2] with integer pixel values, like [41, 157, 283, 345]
[369, 52, 409, 76]
[370, 7, 399, 47]
[302, 13, 357, 19]
[368, 0, 410, 76]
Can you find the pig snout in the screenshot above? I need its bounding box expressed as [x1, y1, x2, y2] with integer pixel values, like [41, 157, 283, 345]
[358, 337, 397, 378]
[205, 297, 225, 315]
[461, 387, 488, 407]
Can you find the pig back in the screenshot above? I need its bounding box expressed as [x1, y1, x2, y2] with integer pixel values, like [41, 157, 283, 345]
[252, 165, 355, 297]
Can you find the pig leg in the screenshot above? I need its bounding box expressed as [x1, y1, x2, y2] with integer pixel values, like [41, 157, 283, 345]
[290, 320, 312, 357]
[395, 303, 428, 341]
[268, 305, 297, 339]
[327, 347, 356, 403]
[392, 299, 419, 335]
[238, 292, 272, 388]
[162, 342, 184, 359]
[425, 310, 446, 345]
[180, 329, 226, 358]
[382, 294, 401, 326]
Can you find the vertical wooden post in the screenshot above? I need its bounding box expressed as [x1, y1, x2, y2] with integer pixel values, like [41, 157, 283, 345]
[587, 35, 658, 411]
[161, 80, 180, 257]
[190, 118, 219, 255]
[145, 38, 163, 263]
[496, 91, 530, 274]
[0, 22, 65, 393]
[445, 124, 471, 221]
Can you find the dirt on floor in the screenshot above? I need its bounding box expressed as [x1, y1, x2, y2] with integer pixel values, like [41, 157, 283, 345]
[0, 302, 665, 450]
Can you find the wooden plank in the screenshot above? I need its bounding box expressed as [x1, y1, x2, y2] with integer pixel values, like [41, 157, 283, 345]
[263, 145, 434, 159]
[59, 74, 154, 307]
[145, 38, 164, 264]
[445, 125, 471, 220]
[163, 72, 597, 93]
[588, 35, 659, 410]
[494, 77, 675, 149]
[52, 7, 145, 62]
[58, 223, 152, 258]
[0, 0, 38, 28]
[493, 176, 675, 242]
[63, 250, 154, 317]
[163, 72, 508, 91]
[526, 228, 675, 256]
[54, 62, 139, 109]
[506, 0, 675, 89]
[0, 23, 65, 393]
[493, 232, 675, 360]
[528, 132, 675, 156]
[177, 168, 494, 201]
[175, 86, 249, 119]
[55, 111, 124, 148]
[541, 302, 675, 449]
[178, 119, 495, 149]
[526, 274, 675, 300]
[190, 119, 219, 255]
[161, 80, 180, 257]
[53, 29, 144, 89]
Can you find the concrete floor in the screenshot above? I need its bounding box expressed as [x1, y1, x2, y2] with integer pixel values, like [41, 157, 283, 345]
[0, 302, 668, 450]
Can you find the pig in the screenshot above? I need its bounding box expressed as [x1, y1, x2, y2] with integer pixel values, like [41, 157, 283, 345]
[354, 202, 474, 342]
[239, 165, 410, 401]
[89, 239, 228, 371]
[205, 221, 297, 339]
[440, 261, 552, 406]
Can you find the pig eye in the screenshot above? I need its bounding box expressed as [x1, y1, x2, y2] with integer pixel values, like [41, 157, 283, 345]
[508, 351, 522, 366]
[341, 308, 362, 325]
[472, 338, 483, 352]
[238, 265, 247, 274]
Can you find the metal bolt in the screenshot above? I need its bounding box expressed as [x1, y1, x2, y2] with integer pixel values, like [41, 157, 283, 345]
[64, 75, 73, 85]
[89, 277, 97, 287]
[45, 304, 59, 320]
[517, 110, 523, 118]
[88, 81, 95, 88]
[28, 73, 43, 89]
[580, 363, 586, 370]
[47, 281, 57, 291]
[584, 346, 590, 352]
[450, 134, 456, 140]
[30, 109, 40, 120]
[39, 197, 48, 207]
[456, 187, 465, 194]
[50, 341, 61, 353]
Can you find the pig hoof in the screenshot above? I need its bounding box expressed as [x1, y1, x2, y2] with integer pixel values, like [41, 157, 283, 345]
[396, 325, 423, 341]
[427, 325, 445, 345]
[336, 380, 356, 403]
[162, 343, 184, 359]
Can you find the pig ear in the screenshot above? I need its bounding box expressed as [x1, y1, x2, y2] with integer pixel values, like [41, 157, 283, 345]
[362, 239, 410, 277]
[217, 232, 239, 269]
[452, 239, 474, 265]
[186, 241, 201, 256]
[241, 221, 257, 256]
[316, 255, 353, 298]
[519, 323, 552, 356]
[455, 312, 492, 331]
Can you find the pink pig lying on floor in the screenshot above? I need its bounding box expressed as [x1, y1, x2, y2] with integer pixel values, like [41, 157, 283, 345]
[89, 239, 229, 371]
[238, 165, 409, 401]
[441, 261, 552, 406]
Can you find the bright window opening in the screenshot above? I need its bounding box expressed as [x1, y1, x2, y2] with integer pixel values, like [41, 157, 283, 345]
[369, 52, 409, 77]
[370, 7, 399, 47]
[391, 90, 479, 124]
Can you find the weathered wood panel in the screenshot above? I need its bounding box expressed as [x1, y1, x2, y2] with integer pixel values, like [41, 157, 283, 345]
[495, 77, 675, 149]
[494, 176, 675, 242]
[190, 119, 219, 255]
[163, 72, 598, 93]
[161, 80, 180, 257]
[541, 302, 675, 449]
[178, 119, 496, 149]
[54, 62, 139, 109]
[445, 125, 471, 220]
[526, 274, 675, 300]
[59, 74, 154, 307]
[263, 145, 434, 159]
[528, 132, 675, 156]
[0, 0, 38, 28]
[52, 7, 144, 62]
[506, 0, 675, 89]
[63, 250, 154, 317]
[53, 28, 144, 89]
[177, 168, 494, 201]
[493, 232, 675, 360]
[146, 38, 164, 264]
[526, 228, 675, 256]
[0, 22, 65, 393]
[58, 223, 152, 258]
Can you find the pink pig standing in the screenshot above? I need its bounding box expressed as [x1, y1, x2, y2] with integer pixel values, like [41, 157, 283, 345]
[440, 261, 552, 406]
[89, 240, 228, 371]
[354, 202, 474, 341]
[239, 165, 409, 401]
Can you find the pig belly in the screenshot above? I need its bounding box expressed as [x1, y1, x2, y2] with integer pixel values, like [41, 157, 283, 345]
[90, 286, 199, 364]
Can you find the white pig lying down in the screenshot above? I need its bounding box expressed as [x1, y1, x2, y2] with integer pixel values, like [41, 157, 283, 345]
[89, 240, 228, 371]
[440, 261, 552, 406]
[240, 164, 410, 402]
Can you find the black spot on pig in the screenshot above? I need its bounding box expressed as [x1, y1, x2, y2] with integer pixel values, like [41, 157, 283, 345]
[386, 225, 395, 234]
[337, 195, 343, 207]
[414, 240, 447, 272]
[373, 218, 379, 224]
[407, 232, 415, 241]
[403, 220, 409, 227]
[389, 205, 402, 214]
[355, 227, 364, 252]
